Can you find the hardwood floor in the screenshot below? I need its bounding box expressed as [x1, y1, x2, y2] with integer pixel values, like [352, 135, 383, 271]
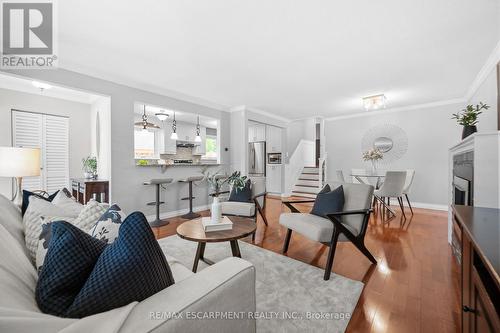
[153, 196, 461, 333]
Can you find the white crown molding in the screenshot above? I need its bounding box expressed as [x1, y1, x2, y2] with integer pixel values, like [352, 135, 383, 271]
[58, 62, 232, 112]
[323, 98, 465, 121]
[231, 105, 291, 123]
[464, 40, 500, 101]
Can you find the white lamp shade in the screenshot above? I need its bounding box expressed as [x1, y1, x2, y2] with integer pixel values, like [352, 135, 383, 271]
[0, 147, 41, 177]
[194, 135, 202, 142]
[170, 132, 179, 140]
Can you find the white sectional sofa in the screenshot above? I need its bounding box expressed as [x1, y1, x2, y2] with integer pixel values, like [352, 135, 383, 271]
[0, 194, 256, 333]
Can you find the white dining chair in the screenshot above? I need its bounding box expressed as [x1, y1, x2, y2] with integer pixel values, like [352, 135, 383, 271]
[351, 168, 369, 184]
[336, 170, 345, 182]
[402, 169, 415, 214]
[373, 171, 407, 218]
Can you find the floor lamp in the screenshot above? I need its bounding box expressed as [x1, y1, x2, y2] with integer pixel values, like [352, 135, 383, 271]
[0, 147, 41, 207]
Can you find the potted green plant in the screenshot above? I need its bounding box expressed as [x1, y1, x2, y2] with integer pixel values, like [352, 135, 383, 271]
[452, 102, 489, 139]
[202, 168, 248, 224]
[82, 156, 98, 179]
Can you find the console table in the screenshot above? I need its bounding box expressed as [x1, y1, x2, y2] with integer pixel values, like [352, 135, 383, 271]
[452, 205, 499, 332]
[71, 178, 109, 204]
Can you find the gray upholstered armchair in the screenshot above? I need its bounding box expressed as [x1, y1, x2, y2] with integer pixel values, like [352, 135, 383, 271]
[219, 177, 268, 240]
[279, 181, 376, 280]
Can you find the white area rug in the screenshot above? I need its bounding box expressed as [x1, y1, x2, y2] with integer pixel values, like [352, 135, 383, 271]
[159, 235, 364, 333]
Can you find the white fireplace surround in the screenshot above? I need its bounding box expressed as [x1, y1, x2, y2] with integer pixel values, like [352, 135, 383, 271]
[447, 131, 500, 243]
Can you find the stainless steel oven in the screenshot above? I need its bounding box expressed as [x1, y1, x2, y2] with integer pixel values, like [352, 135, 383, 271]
[267, 153, 282, 164]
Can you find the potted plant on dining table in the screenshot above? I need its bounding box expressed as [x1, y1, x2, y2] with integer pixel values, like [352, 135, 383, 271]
[362, 148, 383, 174]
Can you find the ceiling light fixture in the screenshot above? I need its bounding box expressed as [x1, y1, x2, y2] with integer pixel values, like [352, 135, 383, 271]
[194, 116, 202, 142]
[170, 112, 179, 140]
[156, 110, 169, 122]
[363, 94, 386, 111]
[32, 81, 52, 94]
[134, 105, 160, 131]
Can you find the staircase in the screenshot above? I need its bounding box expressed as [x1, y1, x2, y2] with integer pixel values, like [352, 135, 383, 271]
[292, 167, 321, 198]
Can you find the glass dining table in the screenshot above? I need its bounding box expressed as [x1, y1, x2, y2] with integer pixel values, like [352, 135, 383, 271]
[349, 172, 386, 189]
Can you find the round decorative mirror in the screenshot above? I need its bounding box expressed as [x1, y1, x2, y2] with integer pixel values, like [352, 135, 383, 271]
[373, 137, 393, 153]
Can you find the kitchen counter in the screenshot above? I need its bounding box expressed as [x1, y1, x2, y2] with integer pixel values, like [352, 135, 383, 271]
[136, 163, 221, 167]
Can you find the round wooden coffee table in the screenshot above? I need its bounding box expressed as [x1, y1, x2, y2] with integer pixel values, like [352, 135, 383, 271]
[176, 216, 256, 272]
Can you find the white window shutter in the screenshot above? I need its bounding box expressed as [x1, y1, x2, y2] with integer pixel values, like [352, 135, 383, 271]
[44, 115, 69, 193]
[12, 111, 43, 192]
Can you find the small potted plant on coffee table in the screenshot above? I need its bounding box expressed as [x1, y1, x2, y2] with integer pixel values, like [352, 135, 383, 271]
[452, 102, 489, 139]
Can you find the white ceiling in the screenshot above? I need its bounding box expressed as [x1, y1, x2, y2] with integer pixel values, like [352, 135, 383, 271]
[0, 73, 103, 104]
[59, 0, 499, 119]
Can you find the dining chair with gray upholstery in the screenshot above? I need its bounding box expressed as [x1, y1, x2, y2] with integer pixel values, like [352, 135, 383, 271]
[279, 181, 376, 280]
[402, 169, 415, 214]
[373, 171, 407, 218]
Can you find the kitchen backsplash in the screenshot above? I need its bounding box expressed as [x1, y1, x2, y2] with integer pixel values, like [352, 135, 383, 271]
[161, 147, 201, 163]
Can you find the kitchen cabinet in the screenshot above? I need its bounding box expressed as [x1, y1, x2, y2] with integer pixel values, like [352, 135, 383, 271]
[266, 164, 282, 193]
[248, 124, 266, 142]
[193, 126, 206, 155]
[266, 125, 282, 153]
[176, 122, 198, 142]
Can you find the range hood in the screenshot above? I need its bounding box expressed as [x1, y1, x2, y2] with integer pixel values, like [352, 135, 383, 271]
[176, 141, 197, 148]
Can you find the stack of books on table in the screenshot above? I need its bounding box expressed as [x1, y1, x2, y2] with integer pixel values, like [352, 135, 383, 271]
[201, 216, 233, 232]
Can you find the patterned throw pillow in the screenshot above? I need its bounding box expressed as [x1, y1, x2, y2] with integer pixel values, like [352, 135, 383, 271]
[35, 221, 107, 317]
[35, 200, 109, 271]
[23, 196, 76, 261]
[88, 204, 127, 244]
[65, 212, 174, 318]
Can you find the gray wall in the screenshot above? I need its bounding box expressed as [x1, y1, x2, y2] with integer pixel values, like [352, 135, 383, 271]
[0, 87, 91, 198]
[325, 103, 463, 207]
[2, 69, 230, 218]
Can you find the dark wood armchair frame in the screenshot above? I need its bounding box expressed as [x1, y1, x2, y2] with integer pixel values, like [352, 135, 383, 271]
[282, 199, 376, 280]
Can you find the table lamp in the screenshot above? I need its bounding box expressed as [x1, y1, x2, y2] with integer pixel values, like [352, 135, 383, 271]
[0, 147, 41, 206]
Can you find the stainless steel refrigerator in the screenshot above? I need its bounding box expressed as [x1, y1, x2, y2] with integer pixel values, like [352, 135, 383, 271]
[248, 142, 266, 176]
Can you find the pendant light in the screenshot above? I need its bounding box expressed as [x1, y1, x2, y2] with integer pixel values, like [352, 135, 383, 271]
[134, 105, 160, 131]
[170, 112, 179, 140]
[194, 115, 202, 142]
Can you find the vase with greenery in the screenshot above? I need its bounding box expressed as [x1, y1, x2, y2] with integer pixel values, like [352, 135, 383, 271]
[362, 148, 383, 173]
[452, 102, 489, 139]
[202, 169, 248, 224]
[82, 156, 98, 179]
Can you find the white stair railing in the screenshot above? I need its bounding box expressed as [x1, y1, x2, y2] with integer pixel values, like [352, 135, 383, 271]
[284, 139, 315, 195]
[318, 153, 327, 190]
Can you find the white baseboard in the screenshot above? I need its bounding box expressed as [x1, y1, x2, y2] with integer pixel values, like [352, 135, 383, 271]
[145, 204, 210, 222]
[390, 201, 448, 211]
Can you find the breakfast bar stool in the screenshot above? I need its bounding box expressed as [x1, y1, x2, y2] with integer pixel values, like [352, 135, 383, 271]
[178, 176, 204, 220]
[143, 178, 173, 227]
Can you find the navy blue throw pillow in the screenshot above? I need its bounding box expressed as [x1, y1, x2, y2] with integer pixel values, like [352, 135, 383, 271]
[310, 185, 345, 218]
[36, 221, 107, 316]
[65, 212, 174, 318]
[228, 179, 252, 202]
[22, 189, 59, 216]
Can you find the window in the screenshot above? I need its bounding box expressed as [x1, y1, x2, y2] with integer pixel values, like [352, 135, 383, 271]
[203, 134, 217, 160]
[134, 129, 163, 159]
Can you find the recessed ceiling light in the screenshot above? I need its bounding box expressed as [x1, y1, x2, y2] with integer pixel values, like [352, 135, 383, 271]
[363, 94, 386, 111]
[32, 81, 52, 90]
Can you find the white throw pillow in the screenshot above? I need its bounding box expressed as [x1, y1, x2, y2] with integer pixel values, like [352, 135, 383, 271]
[73, 199, 109, 231]
[51, 188, 84, 217]
[23, 196, 76, 261]
[88, 204, 127, 244]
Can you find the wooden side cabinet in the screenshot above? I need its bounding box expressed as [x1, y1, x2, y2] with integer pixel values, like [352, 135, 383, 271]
[71, 178, 109, 204]
[453, 206, 500, 333]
